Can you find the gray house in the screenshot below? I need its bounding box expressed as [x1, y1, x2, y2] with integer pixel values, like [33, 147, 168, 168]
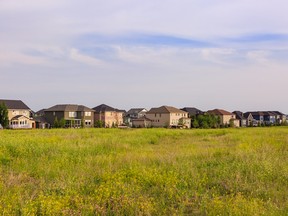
[44, 104, 94, 128]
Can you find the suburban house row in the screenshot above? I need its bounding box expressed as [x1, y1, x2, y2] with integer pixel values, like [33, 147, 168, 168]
[0, 99, 287, 129]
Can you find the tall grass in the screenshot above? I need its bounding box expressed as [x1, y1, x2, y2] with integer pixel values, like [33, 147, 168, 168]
[0, 127, 287, 215]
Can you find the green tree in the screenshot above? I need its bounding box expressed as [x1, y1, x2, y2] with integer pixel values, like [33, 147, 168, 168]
[192, 118, 199, 128]
[0, 102, 9, 128]
[53, 117, 59, 128]
[95, 120, 104, 128]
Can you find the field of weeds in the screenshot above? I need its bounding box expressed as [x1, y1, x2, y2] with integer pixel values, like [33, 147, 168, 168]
[0, 127, 287, 215]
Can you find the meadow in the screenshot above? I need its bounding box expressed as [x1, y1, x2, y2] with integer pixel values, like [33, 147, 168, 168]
[0, 127, 287, 215]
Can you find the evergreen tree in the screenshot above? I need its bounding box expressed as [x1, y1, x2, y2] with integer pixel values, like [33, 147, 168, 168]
[0, 103, 9, 128]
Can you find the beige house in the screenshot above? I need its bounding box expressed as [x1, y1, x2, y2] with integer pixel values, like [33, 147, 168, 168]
[93, 104, 124, 127]
[0, 99, 35, 129]
[207, 109, 239, 127]
[146, 106, 191, 128]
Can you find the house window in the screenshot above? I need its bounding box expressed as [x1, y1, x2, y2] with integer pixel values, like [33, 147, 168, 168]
[85, 112, 91, 116]
[53, 112, 55, 116]
[69, 112, 77, 117]
[85, 120, 91, 125]
[155, 114, 157, 117]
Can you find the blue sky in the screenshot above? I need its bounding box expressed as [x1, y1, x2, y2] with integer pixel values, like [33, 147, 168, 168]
[0, 0, 288, 113]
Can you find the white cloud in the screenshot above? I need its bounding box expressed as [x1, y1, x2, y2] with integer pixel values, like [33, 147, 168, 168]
[69, 48, 103, 66]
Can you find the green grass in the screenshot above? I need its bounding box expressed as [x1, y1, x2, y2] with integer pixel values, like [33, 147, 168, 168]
[0, 127, 287, 215]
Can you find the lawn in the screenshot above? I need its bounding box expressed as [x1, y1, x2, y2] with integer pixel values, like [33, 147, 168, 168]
[0, 127, 287, 215]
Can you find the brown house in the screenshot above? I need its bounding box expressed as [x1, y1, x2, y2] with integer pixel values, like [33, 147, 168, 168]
[207, 109, 239, 127]
[146, 106, 191, 128]
[44, 104, 94, 128]
[93, 104, 124, 127]
[0, 99, 35, 129]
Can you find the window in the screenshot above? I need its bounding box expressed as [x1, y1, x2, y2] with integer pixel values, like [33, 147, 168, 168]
[69, 112, 77, 117]
[85, 120, 92, 125]
[85, 112, 91, 116]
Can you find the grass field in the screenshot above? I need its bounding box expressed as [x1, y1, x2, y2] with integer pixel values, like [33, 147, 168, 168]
[0, 127, 287, 215]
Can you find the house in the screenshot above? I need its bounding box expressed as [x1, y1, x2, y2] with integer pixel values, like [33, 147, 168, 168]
[207, 109, 239, 127]
[232, 111, 247, 127]
[272, 111, 287, 124]
[125, 108, 148, 127]
[244, 111, 278, 126]
[0, 99, 35, 129]
[93, 104, 124, 127]
[44, 104, 94, 128]
[243, 112, 256, 126]
[131, 116, 152, 128]
[146, 106, 191, 128]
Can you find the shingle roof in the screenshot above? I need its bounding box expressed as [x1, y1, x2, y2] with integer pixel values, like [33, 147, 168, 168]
[181, 107, 204, 115]
[233, 111, 246, 120]
[126, 108, 147, 115]
[207, 109, 233, 115]
[45, 104, 94, 112]
[92, 104, 124, 113]
[147, 106, 187, 114]
[0, 99, 31, 110]
[11, 115, 30, 120]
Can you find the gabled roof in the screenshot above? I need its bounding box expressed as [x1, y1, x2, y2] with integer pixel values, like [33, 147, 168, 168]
[181, 107, 204, 115]
[271, 111, 285, 116]
[45, 104, 94, 112]
[11, 115, 31, 120]
[245, 111, 277, 117]
[93, 104, 124, 113]
[233, 111, 246, 120]
[0, 99, 31, 110]
[207, 109, 233, 115]
[147, 106, 187, 114]
[126, 108, 147, 115]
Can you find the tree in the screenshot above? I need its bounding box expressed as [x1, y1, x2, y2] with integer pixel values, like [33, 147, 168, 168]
[0, 103, 9, 128]
[53, 117, 59, 128]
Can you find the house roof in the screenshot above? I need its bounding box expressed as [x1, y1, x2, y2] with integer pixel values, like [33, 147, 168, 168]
[244, 111, 277, 117]
[93, 104, 124, 113]
[232, 111, 246, 120]
[45, 104, 94, 112]
[11, 115, 30, 120]
[147, 106, 187, 114]
[33, 116, 48, 123]
[126, 108, 147, 115]
[0, 99, 31, 110]
[181, 107, 204, 115]
[207, 109, 233, 115]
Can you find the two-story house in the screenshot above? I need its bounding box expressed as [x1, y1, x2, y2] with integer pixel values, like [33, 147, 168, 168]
[0, 99, 35, 129]
[146, 106, 190, 128]
[44, 104, 94, 128]
[93, 104, 124, 127]
[207, 109, 239, 127]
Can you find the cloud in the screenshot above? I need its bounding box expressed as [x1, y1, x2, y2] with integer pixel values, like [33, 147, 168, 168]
[69, 48, 103, 66]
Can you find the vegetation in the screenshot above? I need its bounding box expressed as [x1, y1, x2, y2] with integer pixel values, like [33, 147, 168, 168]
[53, 117, 66, 128]
[192, 114, 221, 128]
[0, 102, 9, 128]
[0, 127, 287, 215]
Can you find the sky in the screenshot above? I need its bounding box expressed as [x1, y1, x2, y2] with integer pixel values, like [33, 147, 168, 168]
[1, 0, 288, 113]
